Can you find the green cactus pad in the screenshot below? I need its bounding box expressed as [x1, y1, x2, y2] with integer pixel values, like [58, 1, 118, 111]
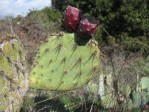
[132, 91, 142, 107]
[0, 35, 29, 112]
[138, 77, 149, 90]
[30, 33, 100, 91]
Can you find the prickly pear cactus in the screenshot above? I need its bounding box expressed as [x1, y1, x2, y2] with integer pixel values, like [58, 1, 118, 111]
[132, 77, 149, 109]
[30, 33, 100, 91]
[138, 77, 149, 90]
[0, 35, 29, 112]
[132, 91, 142, 107]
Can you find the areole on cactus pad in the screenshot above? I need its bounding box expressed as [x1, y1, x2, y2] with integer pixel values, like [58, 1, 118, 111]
[29, 32, 100, 91]
[64, 6, 81, 32]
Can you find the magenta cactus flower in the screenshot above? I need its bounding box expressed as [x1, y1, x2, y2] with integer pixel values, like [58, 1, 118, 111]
[78, 16, 98, 38]
[64, 6, 81, 32]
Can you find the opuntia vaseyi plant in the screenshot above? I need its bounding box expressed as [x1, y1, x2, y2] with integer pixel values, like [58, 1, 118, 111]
[64, 6, 81, 32]
[0, 6, 100, 112]
[29, 32, 100, 91]
[78, 16, 98, 39]
[0, 35, 29, 112]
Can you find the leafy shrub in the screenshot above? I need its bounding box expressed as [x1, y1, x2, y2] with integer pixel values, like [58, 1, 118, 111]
[52, 0, 149, 37]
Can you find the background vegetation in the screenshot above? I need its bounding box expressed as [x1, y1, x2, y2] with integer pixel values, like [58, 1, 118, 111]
[52, 0, 149, 37]
[52, 0, 149, 55]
